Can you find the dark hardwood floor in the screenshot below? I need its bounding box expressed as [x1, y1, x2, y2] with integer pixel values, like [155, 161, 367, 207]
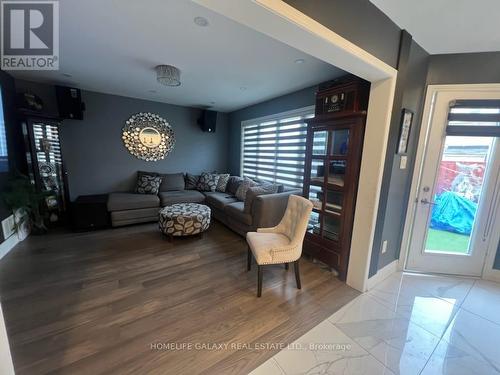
[0, 221, 359, 375]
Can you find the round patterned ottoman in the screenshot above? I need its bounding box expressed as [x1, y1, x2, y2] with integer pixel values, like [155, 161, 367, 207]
[159, 203, 211, 238]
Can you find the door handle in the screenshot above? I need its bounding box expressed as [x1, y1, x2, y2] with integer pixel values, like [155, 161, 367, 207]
[420, 198, 437, 206]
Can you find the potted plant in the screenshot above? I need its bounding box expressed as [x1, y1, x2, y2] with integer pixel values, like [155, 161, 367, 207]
[2, 173, 49, 238]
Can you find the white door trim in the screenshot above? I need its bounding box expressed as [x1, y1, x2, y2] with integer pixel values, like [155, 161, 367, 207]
[193, 0, 398, 291]
[399, 84, 500, 278]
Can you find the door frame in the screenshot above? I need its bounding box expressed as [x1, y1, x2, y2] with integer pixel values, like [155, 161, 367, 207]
[399, 84, 500, 281]
[194, 0, 398, 291]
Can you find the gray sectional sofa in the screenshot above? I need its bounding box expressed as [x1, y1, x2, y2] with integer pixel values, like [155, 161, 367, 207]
[107, 173, 300, 236]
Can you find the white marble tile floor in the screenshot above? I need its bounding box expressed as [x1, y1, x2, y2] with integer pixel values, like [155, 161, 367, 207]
[250, 272, 500, 375]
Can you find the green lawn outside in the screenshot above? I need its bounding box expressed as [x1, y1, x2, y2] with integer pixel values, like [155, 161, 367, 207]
[425, 228, 470, 254]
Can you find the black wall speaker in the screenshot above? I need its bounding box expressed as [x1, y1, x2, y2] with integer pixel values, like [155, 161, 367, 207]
[198, 110, 218, 133]
[55, 86, 85, 120]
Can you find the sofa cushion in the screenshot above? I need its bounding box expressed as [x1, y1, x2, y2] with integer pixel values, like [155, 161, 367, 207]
[107, 193, 160, 212]
[204, 192, 238, 210]
[160, 172, 185, 191]
[235, 177, 257, 201]
[185, 173, 199, 190]
[224, 201, 252, 226]
[196, 172, 220, 192]
[111, 207, 159, 223]
[226, 176, 243, 195]
[159, 190, 205, 206]
[244, 184, 279, 213]
[216, 174, 230, 192]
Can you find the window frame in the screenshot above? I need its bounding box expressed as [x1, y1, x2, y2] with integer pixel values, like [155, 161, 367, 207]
[240, 105, 315, 188]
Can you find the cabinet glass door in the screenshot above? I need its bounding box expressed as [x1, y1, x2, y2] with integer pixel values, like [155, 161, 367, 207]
[329, 128, 349, 156]
[324, 215, 341, 242]
[313, 130, 328, 155]
[327, 159, 346, 188]
[310, 158, 326, 186]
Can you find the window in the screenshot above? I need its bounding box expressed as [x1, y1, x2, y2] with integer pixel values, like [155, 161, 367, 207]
[241, 106, 314, 188]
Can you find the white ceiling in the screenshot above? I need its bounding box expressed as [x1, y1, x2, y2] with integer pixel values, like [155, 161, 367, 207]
[370, 0, 500, 54]
[11, 0, 344, 112]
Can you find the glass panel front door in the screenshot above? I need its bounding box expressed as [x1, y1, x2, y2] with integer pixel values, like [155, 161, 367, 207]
[424, 136, 496, 254]
[407, 91, 500, 276]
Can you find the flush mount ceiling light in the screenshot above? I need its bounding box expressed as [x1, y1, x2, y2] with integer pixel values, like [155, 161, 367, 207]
[194, 16, 209, 27]
[155, 65, 181, 87]
[294, 58, 305, 64]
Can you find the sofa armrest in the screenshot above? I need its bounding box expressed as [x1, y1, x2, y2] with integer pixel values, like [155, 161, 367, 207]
[252, 190, 302, 229]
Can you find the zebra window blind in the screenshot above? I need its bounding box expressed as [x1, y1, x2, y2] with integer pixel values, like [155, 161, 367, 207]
[447, 99, 500, 137]
[241, 106, 314, 189]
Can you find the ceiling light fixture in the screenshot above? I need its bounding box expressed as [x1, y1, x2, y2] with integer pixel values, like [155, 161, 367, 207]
[156, 65, 181, 87]
[294, 58, 305, 64]
[194, 16, 209, 27]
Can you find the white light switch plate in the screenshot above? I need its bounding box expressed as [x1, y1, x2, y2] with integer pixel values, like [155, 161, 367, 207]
[400, 155, 407, 169]
[381, 240, 388, 254]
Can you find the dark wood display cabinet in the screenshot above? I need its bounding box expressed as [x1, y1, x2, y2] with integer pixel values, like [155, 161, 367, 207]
[20, 112, 70, 225]
[302, 78, 370, 280]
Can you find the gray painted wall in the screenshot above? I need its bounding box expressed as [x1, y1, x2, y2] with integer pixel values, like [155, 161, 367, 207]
[370, 41, 430, 275]
[227, 85, 317, 175]
[427, 52, 500, 84]
[15, 80, 229, 200]
[426, 52, 500, 270]
[284, 0, 401, 68]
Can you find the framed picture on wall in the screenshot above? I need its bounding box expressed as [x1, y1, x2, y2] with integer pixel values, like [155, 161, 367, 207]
[397, 108, 413, 154]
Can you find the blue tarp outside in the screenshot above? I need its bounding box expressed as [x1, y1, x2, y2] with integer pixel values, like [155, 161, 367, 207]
[430, 191, 477, 235]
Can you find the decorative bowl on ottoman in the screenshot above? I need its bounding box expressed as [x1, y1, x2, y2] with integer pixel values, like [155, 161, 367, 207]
[159, 203, 211, 238]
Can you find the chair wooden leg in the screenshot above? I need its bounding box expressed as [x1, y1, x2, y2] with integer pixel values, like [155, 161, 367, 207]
[284, 263, 289, 270]
[247, 247, 252, 271]
[257, 265, 263, 297]
[294, 260, 301, 290]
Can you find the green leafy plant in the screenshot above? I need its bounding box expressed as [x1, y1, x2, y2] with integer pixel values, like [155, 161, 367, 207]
[2, 173, 49, 234]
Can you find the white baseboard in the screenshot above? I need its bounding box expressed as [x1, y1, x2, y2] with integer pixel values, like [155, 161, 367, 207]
[483, 268, 500, 284]
[0, 234, 20, 261]
[366, 260, 399, 291]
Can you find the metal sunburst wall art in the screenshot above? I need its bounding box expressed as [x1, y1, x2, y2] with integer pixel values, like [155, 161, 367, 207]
[122, 112, 175, 161]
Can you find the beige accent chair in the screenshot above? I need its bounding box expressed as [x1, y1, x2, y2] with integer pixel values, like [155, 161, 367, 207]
[246, 195, 313, 297]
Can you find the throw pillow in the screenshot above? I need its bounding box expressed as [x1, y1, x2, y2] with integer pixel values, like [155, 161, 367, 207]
[244, 184, 279, 213]
[160, 172, 185, 191]
[226, 176, 244, 195]
[136, 174, 162, 195]
[137, 170, 159, 178]
[196, 172, 220, 192]
[185, 173, 199, 190]
[235, 177, 256, 201]
[216, 174, 230, 192]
